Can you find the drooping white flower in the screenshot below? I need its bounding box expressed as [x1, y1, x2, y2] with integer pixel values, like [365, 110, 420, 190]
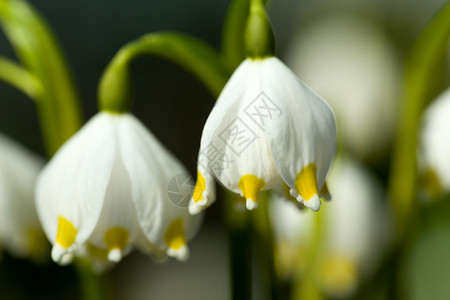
[189, 57, 336, 214]
[269, 156, 392, 297]
[0, 133, 47, 261]
[418, 87, 450, 198]
[286, 12, 401, 158]
[36, 112, 202, 266]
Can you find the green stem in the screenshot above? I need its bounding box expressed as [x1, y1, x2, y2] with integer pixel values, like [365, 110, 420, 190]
[0, 0, 82, 156]
[223, 192, 252, 300]
[0, 56, 42, 99]
[388, 2, 450, 240]
[75, 260, 108, 300]
[245, 0, 275, 58]
[251, 191, 282, 300]
[292, 210, 325, 300]
[98, 32, 230, 112]
[221, 0, 249, 70]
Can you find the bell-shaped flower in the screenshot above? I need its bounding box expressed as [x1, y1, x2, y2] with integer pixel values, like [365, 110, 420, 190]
[189, 57, 336, 214]
[36, 112, 202, 266]
[0, 133, 48, 261]
[269, 156, 392, 297]
[418, 87, 450, 198]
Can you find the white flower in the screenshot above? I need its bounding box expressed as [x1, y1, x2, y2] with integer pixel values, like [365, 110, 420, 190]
[286, 12, 401, 158]
[0, 133, 47, 261]
[269, 156, 392, 297]
[36, 112, 202, 266]
[418, 87, 450, 197]
[189, 57, 336, 214]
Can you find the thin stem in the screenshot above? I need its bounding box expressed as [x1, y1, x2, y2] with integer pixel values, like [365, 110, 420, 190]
[221, 0, 249, 70]
[388, 2, 450, 240]
[245, 0, 275, 58]
[0, 56, 42, 99]
[99, 32, 230, 112]
[75, 260, 109, 300]
[223, 192, 252, 300]
[292, 210, 325, 300]
[0, 0, 82, 156]
[250, 0, 264, 8]
[251, 191, 282, 300]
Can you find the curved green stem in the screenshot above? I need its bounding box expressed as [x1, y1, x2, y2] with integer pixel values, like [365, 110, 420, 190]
[0, 0, 82, 156]
[99, 32, 230, 112]
[388, 2, 450, 239]
[221, 0, 249, 70]
[0, 56, 42, 99]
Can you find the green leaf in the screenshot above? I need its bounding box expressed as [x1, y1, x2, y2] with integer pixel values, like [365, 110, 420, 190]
[0, 56, 42, 99]
[0, 0, 82, 156]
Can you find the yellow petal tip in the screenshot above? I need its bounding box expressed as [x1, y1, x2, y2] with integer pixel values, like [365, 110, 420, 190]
[164, 218, 188, 260]
[295, 164, 321, 211]
[238, 175, 265, 210]
[192, 171, 206, 203]
[104, 227, 129, 254]
[55, 216, 77, 249]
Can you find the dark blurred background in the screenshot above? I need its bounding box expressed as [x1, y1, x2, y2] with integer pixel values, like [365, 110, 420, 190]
[0, 0, 448, 299]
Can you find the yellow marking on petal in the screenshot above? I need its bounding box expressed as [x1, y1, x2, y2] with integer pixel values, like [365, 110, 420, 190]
[320, 255, 357, 295]
[238, 174, 266, 204]
[87, 243, 108, 260]
[295, 164, 319, 201]
[104, 227, 129, 252]
[192, 171, 206, 203]
[320, 182, 330, 199]
[55, 216, 77, 249]
[164, 218, 186, 250]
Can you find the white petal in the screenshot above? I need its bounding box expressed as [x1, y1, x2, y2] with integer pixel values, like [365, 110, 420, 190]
[85, 144, 140, 263]
[324, 156, 392, 275]
[196, 59, 284, 209]
[35, 112, 116, 252]
[261, 57, 337, 211]
[0, 133, 44, 258]
[189, 59, 256, 213]
[117, 114, 202, 251]
[419, 87, 450, 190]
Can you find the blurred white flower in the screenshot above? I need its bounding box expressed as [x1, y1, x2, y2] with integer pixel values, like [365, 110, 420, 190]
[36, 112, 202, 267]
[189, 57, 336, 214]
[286, 12, 401, 158]
[418, 87, 450, 198]
[0, 133, 47, 261]
[270, 156, 391, 297]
